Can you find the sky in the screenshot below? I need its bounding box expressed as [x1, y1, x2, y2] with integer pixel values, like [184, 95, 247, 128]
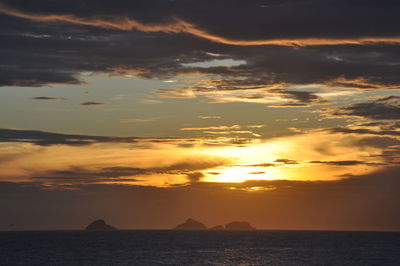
[0, 0, 399, 231]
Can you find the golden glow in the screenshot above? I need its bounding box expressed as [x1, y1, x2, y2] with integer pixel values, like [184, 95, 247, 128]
[228, 186, 277, 192]
[204, 166, 274, 183]
[0, 130, 389, 187]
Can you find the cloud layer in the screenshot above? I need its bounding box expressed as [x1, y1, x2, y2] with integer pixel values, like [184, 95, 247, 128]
[1, 0, 400, 95]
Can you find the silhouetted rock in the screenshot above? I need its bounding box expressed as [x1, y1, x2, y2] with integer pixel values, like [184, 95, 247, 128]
[174, 218, 207, 230]
[85, 219, 117, 231]
[225, 221, 255, 230]
[210, 225, 224, 230]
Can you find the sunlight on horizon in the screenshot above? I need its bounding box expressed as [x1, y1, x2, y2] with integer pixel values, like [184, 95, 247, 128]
[203, 166, 283, 183]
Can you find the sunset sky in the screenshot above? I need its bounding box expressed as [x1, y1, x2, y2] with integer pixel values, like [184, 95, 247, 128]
[0, 0, 399, 231]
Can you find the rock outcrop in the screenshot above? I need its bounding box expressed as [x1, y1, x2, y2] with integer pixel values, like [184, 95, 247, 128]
[225, 221, 255, 230]
[85, 219, 117, 231]
[174, 218, 207, 230]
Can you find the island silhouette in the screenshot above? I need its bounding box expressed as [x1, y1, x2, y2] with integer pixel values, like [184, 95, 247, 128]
[225, 221, 256, 230]
[85, 218, 255, 231]
[85, 219, 117, 231]
[174, 218, 256, 230]
[174, 218, 207, 230]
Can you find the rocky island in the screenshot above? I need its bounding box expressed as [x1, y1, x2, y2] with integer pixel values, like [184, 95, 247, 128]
[85, 219, 117, 231]
[174, 218, 207, 230]
[174, 218, 256, 230]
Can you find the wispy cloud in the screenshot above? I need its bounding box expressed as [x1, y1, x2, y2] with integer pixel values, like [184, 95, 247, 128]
[320, 95, 400, 120]
[119, 118, 157, 123]
[198, 116, 221, 119]
[31, 96, 67, 100]
[247, 125, 265, 129]
[80, 101, 106, 106]
[180, 125, 241, 131]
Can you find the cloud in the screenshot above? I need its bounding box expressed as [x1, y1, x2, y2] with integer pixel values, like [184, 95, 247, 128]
[269, 89, 329, 105]
[274, 159, 298, 165]
[328, 127, 400, 137]
[358, 121, 400, 131]
[0, 128, 138, 146]
[198, 116, 221, 119]
[180, 125, 241, 131]
[31, 96, 67, 100]
[0, 127, 399, 190]
[1, 1, 400, 46]
[31, 160, 223, 186]
[309, 160, 364, 166]
[0, 128, 260, 148]
[243, 163, 277, 168]
[236, 159, 300, 168]
[248, 171, 265, 175]
[156, 85, 331, 107]
[247, 125, 265, 129]
[0, 0, 400, 93]
[80, 101, 106, 106]
[185, 172, 204, 182]
[322, 96, 400, 120]
[269, 103, 310, 108]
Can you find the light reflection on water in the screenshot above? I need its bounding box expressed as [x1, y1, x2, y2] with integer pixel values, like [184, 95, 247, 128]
[0, 230, 399, 265]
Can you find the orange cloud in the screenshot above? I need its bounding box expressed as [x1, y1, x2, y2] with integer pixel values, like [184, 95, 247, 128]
[2, 6, 400, 47]
[180, 125, 241, 131]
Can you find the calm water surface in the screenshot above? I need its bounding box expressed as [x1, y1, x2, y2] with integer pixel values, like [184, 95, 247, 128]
[0, 230, 399, 265]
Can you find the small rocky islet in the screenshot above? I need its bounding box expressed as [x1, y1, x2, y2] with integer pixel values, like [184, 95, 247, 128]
[85, 219, 118, 231]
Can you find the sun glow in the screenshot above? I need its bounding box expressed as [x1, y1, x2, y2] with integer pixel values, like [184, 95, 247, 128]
[201, 141, 290, 183]
[198, 131, 385, 184]
[203, 166, 283, 183]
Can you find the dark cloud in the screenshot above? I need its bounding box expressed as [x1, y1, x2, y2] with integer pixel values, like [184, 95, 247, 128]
[328, 127, 400, 137]
[356, 121, 400, 130]
[186, 172, 205, 182]
[0, 128, 139, 146]
[0, 128, 260, 149]
[269, 103, 310, 108]
[244, 163, 277, 167]
[233, 159, 299, 168]
[248, 171, 266, 175]
[309, 160, 364, 166]
[0, 1, 399, 91]
[325, 96, 400, 120]
[238, 160, 298, 168]
[1, 0, 399, 43]
[32, 166, 140, 184]
[80, 101, 106, 106]
[274, 159, 298, 165]
[31, 160, 225, 185]
[270, 89, 328, 104]
[31, 96, 67, 100]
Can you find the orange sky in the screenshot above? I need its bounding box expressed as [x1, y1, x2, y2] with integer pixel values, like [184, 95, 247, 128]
[0, 0, 399, 231]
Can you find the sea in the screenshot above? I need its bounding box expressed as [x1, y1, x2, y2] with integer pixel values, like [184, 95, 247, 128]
[0, 230, 399, 265]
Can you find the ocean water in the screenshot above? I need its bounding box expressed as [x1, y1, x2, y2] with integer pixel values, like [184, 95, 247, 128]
[0, 230, 399, 265]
